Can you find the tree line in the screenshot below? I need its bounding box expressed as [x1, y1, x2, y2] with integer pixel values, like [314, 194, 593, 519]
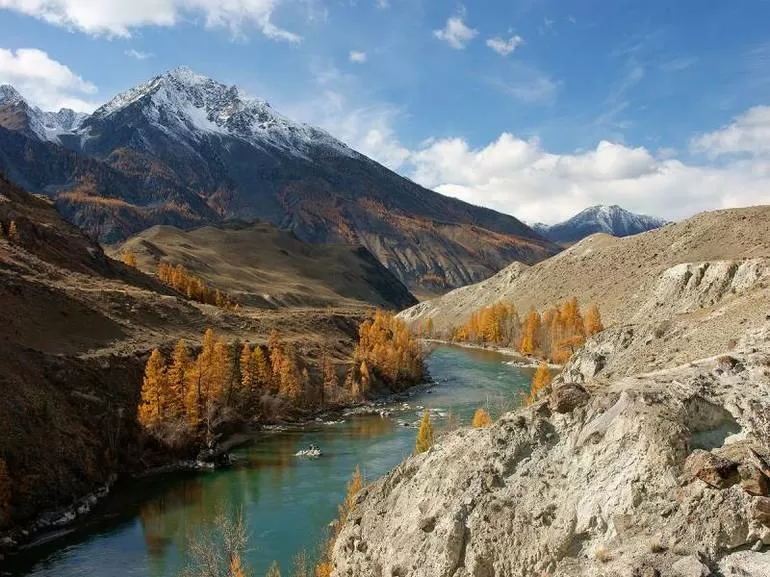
[445, 297, 603, 363]
[157, 261, 239, 310]
[138, 312, 425, 446]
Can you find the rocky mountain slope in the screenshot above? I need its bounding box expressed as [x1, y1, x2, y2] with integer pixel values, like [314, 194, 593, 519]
[400, 205, 770, 373]
[0, 69, 559, 292]
[115, 222, 417, 310]
[533, 205, 668, 244]
[0, 175, 402, 534]
[333, 204, 770, 576]
[333, 327, 770, 577]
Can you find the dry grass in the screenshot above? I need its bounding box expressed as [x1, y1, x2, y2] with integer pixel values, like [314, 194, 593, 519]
[594, 545, 613, 563]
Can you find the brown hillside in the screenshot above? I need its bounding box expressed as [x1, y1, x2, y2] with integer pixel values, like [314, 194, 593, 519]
[0, 176, 384, 532]
[400, 205, 770, 375]
[112, 222, 417, 310]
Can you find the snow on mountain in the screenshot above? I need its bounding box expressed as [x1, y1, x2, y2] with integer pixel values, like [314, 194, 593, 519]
[537, 205, 669, 244]
[0, 84, 87, 142]
[88, 66, 356, 159]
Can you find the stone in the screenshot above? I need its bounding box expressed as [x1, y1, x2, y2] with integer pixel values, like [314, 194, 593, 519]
[739, 464, 770, 496]
[752, 497, 770, 527]
[549, 384, 590, 414]
[672, 555, 711, 577]
[683, 450, 740, 489]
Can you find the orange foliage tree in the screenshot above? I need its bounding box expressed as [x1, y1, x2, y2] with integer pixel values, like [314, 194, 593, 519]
[527, 362, 553, 405]
[120, 250, 137, 268]
[157, 262, 237, 310]
[352, 310, 424, 394]
[450, 297, 604, 365]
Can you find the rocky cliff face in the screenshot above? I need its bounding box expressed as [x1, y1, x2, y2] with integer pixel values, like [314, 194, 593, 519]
[332, 326, 770, 577]
[335, 205, 770, 576]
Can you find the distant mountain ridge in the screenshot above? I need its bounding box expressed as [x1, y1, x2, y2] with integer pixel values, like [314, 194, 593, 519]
[533, 205, 669, 244]
[0, 67, 560, 292]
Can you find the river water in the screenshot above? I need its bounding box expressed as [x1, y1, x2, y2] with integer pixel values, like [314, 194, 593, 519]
[6, 345, 533, 577]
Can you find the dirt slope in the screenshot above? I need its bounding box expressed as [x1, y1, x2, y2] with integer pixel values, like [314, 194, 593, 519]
[113, 222, 417, 310]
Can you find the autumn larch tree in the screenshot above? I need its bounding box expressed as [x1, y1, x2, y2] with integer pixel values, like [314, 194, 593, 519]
[471, 408, 492, 428]
[527, 362, 553, 405]
[584, 303, 604, 336]
[415, 409, 435, 454]
[120, 250, 137, 268]
[519, 310, 542, 356]
[7, 220, 19, 243]
[167, 339, 190, 419]
[138, 349, 169, 427]
[266, 561, 281, 577]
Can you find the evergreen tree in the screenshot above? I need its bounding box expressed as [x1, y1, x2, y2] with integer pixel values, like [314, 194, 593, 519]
[415, 409, 435, 454]
[138, 349, 168, 427]
[471, 408, 492, 428]
[0, 222, 5, 238]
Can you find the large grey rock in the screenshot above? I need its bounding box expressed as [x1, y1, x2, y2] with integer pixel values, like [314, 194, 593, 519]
[332, 328, 770, 577]
[672, 555, 711, 577]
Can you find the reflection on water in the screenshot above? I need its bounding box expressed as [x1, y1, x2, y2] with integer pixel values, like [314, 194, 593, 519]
[8, 345, 531, 577]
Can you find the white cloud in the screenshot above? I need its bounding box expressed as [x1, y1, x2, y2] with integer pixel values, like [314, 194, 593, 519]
[690, 106, 770, 158]
[494, 75, 557, 104]
[406, 128, 770, 224]
[125, 48, 153, 60]
[433, 10, 477, 49]
[0, 47, 98, 112]
[349, 50, 367, 63]
[0, 0, 300, 41]
[486, 35, 524, 56]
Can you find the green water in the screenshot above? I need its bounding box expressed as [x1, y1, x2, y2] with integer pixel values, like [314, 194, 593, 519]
[7, 345, 532, 577]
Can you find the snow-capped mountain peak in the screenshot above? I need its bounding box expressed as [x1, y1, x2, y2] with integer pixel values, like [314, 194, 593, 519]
[0, 84, 25, 106]
[0, 84, 87, 142]
[537, 204, 669, 243]
[89, 67, 354, 158]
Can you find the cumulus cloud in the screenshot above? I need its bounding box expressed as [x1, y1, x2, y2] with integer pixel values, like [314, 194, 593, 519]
[433, 10, 478, 49]
[0, 0, 300, 41]
[690, 106, 770, 158]
[0, 47, 98, 111]
[486, 35, 524, 56]
[349, 50, 367, 63]
[406, 130, 770, 224]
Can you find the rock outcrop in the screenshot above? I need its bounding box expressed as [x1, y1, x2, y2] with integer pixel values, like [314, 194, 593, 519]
[332, 327, 770, 576]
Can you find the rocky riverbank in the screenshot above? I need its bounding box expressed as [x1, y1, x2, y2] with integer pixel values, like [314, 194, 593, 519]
[331, 326, 770, 576]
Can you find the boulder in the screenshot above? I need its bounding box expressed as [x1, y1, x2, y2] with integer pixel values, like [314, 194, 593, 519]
[549, 384, 590, 414]
[739, 464, 770, 496]
[683, 450, 740, 489]
[672, 555, 711, 577]
[752, 497, 770, 527]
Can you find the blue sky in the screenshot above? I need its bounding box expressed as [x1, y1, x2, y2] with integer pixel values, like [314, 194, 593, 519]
[1, 0, 769, 223]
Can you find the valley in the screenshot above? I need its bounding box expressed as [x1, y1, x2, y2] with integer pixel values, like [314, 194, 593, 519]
[0, 15, 768, 575]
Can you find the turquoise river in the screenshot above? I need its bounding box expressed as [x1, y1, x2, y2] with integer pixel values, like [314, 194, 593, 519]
[6, 344, 533, 577]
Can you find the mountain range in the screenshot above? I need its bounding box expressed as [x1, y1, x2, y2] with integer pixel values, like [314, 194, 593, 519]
[532, 204, 668, 244]
[0, 67, 559, 293]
